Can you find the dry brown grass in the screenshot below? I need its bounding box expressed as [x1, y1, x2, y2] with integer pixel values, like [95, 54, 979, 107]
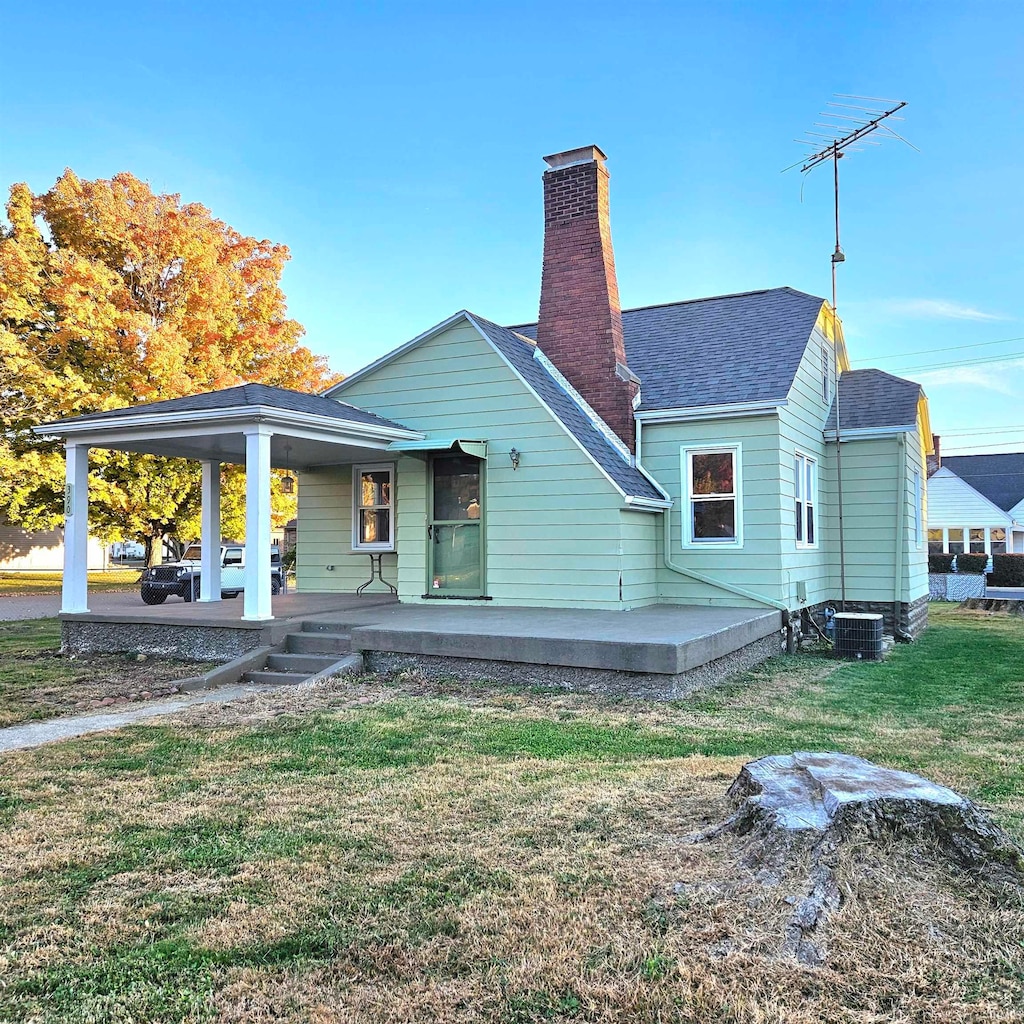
[2, 713, 1022, 1023]
[2, 605, 1022, 1022]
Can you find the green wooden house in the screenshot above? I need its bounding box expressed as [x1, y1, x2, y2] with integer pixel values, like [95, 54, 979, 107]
[38, 144, 932, 639]
[297, 146, 932, 636]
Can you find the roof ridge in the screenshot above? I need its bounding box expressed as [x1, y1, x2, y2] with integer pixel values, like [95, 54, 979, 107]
[506, 286, 826, 330]
[842, 367, 922, 387]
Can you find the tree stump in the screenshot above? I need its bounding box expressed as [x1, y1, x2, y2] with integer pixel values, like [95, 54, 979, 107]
[688, 752, 1024, 965]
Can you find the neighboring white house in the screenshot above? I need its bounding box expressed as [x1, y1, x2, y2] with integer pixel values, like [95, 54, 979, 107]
[926, 452, 1024, 556]
[0, 517, 107, 571]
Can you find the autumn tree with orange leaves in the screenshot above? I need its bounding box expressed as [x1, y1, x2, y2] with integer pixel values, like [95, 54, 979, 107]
[0, 170, 338, 560]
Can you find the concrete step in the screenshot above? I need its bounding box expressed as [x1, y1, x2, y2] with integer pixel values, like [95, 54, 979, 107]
[267, 652, 340, 674]
[301, 620, 352, 635]
[286, 631, 352, 655]
[242, 669, 309, 686]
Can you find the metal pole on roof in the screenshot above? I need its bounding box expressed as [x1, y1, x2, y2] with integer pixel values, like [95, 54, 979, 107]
[832, 143, 847, 609]
[786, 96, 915, 616]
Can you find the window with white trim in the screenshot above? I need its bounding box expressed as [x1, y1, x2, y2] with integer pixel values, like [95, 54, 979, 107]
[821, 344, 831, 403]
[352, 463, 395, 551]
[682, 446, 741, 547]
[794, 452, 817, 547]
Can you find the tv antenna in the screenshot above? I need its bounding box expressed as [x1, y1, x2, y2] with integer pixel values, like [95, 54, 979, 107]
[787, 94, 916, 312]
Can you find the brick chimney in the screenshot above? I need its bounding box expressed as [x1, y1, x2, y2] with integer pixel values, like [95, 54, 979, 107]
[537, 146, 638, 454]
[927, 433, 942, 477]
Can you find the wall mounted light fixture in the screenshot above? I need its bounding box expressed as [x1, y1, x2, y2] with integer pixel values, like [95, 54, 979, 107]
[281, 443, 295, 494]
[509, 447, 521, 471]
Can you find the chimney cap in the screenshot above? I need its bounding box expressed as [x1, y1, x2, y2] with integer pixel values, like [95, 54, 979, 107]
[543, 146, 608, 171]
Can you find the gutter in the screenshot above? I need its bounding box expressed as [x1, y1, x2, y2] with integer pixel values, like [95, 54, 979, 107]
[636, 400, 786, 424]
[33, 406, 425, 443]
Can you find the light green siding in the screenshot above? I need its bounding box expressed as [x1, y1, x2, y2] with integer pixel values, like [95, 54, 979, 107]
[824, 430, 926, 605]
[298, 319, 654, 609]
[777, 326, 835, 609]
[297, 313, 923, 615]
[642, 415, 786, 607]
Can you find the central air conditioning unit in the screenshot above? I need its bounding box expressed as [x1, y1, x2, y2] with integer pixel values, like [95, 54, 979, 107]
[833, 612, 884, 661]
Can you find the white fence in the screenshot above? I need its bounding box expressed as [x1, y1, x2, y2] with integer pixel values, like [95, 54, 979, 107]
[928, 573, 986, 601]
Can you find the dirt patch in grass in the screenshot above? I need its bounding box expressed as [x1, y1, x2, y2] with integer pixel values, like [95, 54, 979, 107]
[0, 619, 212, 727]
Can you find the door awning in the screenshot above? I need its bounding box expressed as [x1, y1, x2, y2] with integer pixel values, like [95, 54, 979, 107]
[387, 437, 487, 459]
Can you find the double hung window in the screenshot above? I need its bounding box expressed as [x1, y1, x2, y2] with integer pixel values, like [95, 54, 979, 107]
[794, 452, 817, 547]
[352, 464, 395, 551]
[682, 447, 741, 547]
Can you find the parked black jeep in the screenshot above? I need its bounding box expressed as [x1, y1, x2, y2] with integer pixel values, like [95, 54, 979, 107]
[140, 543, 283, 604]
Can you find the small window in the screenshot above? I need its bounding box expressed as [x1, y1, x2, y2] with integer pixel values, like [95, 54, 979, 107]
[682, 447, 741, 547]
[969, 528, 986, 554]
[223, 548, 243, 566]
[353, 463, 395, 551]
[948, 528, 965, 555]
[927, 529, 943, 554]
[991, 527, 1007, 555]
[795, 452, 817, 548]
[821, 344, 831, 403]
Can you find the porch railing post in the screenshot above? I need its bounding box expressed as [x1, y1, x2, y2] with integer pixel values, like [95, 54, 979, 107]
[61, 442, 90, 614]
[199, 461, 222, 602]
[242, 427, 273, 621]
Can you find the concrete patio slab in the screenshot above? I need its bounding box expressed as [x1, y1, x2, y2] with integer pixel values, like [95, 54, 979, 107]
[303, 602, 781, 676]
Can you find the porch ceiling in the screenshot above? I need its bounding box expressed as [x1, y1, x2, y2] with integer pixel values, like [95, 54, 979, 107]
[81, 430, 398, 469]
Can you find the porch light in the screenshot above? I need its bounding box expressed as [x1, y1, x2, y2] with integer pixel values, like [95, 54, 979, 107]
[281, 443, 296, 494]
[509, 447, 521, 471]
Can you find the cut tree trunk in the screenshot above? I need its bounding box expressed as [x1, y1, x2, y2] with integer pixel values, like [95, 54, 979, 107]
[688, 752, 1024, 965]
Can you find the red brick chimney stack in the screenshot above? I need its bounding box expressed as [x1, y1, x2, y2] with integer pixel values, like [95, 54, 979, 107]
[537, 146, 638, 454]
[927, 433, 942, 477]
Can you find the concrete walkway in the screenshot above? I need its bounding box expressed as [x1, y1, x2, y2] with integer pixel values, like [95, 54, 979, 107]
[0, 682, 287, 754]
[0, 593, 63, 621]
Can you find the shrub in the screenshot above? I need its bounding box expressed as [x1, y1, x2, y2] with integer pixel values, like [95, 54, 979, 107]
[956, 553, 989, 574]
[990, 553, 1024, 587]
[928, 553, 955, 573]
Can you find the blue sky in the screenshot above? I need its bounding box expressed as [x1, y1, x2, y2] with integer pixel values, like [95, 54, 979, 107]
[2, 0, 1022, 454]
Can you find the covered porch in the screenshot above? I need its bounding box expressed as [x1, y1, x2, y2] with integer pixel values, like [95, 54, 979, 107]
[33, 385, 425, 622]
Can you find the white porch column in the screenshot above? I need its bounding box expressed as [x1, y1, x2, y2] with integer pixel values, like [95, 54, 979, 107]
[242, 426, 273, 621]
[61, 443, 90, 614]
[199, 461, 222, 603]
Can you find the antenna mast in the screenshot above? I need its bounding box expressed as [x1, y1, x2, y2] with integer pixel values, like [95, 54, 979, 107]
[790, 94, 912, 312]
[787, 94, 914, 614]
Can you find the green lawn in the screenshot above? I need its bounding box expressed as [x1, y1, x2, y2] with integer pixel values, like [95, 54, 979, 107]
[0, 604, 1021, 1023]
[0, 569, 142, 594]
[0, 619, 211, 726]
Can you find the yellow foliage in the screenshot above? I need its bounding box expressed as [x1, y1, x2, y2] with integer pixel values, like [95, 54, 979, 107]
[0, 170, 340, 547]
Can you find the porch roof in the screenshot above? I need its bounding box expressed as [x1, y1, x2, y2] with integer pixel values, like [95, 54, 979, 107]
[33, 383, 425, 467]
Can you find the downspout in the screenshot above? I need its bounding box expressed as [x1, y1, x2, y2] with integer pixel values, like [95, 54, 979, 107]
[636, 415, 794, 648]
[660, 509, 796, 651]
[893, 433, 906, 637]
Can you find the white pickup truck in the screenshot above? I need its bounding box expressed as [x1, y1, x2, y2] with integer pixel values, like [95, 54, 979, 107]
[139, 543, 283, 604]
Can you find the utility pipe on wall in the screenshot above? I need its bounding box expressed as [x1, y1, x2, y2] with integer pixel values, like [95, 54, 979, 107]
[661, 508, 791, 614]
[893, 433, 906, 636]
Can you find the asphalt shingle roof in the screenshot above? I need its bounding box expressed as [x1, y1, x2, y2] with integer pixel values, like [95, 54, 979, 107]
[824, 369, 922, 433]
[468, 314, 665, 501]
[941, 453, 1024, 513]
[511, 287, 827, 411]
[45, 383, 409, 432]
